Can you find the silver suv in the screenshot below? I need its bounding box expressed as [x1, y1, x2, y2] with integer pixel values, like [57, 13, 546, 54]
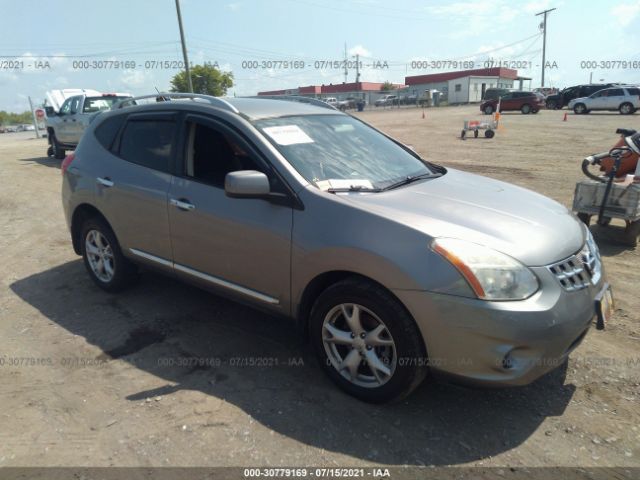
[61, 93, 611, 402]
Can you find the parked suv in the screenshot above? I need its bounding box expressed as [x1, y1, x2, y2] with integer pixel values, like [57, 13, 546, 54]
[545, 84, 617, 110]
[374, 94, 398, 107]
[568, 86, 640, 114]
[62, 93, 610, 402]
[46, 92, 132, 159]
[482, 88, 510, 101]
[480, 91, 545, 114]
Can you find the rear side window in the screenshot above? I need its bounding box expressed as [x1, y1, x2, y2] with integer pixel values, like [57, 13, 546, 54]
[118, 119, 176, 173]
[94, 115, 126, 151]
[627, 87, 640, 95]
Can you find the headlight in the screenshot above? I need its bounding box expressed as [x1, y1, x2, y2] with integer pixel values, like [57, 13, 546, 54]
[432, 238, 539, 301]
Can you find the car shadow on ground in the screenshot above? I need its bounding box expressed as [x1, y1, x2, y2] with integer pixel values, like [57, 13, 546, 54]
[11, 260, 575, 466]
[18, 156, 61, 169]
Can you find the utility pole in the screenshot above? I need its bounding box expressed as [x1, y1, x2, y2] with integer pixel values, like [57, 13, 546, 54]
[343, 43, 348, 83]
[175, 0, 193, 93]
[354, 54, 360, 84]
[27, 96, 40, 139]
[535, 7, 556, 87]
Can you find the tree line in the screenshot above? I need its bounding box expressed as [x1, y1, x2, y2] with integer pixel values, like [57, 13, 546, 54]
[0, 111, 33, 126]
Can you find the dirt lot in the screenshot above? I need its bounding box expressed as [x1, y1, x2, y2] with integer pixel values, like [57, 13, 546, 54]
[0, 107, 639, 470]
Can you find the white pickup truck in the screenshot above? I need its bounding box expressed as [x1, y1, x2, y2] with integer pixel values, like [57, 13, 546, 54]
[45, 89, 131, 159]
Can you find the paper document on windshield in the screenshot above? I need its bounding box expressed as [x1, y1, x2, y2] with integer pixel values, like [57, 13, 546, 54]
[263, 125, 314, 145]
[316, 179, 374, 191]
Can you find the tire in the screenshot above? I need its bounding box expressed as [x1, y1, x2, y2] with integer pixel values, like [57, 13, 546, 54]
[50, 132, 66, 160]
[574, 103, 587, 114]
[47, 146, 54, 157]
[577, 213, 591, 226]
[485, 129, 495, 138]
[521, 104, 531, 114]
[80, 217, 138, 292]
[474, 129, 479, 138]
[546, 100, 557, 110]
[309, 277, 428, 403]
[619, 102, 635, 115]
[461, 130, 466, 139]
[483, 105, 494, 115]
[624, 220, 640, 247]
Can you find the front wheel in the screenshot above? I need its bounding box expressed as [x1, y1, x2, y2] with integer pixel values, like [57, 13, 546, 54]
[310, 278, 428, 403]
[50, 133, 66, 160]
[81, 217, 138, 292]
[546, 100, 557, 109]
[483, 105, 494, 115]
[574, 103, 587, 114]
[521, 104, 531, 114]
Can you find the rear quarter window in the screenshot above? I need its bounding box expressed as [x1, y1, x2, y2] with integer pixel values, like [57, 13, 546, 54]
[94, 115, 126, 151]
[626, 88, 640, 95]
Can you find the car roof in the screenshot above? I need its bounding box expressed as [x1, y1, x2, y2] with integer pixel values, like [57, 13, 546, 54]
[225, 97, 342, 120]
[112, 94, 343, 121]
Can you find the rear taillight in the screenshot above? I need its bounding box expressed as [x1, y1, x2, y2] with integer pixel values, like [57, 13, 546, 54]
[61, 153, 75, 175]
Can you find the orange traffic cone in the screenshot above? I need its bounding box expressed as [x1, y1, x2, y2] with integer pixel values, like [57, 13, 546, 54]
[563, 112, 568, 122]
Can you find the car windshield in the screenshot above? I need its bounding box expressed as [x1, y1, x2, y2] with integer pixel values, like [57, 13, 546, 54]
[254, 114, 434, 190]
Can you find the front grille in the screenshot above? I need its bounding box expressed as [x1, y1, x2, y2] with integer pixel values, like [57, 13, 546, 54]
[547, 240, 602, 292]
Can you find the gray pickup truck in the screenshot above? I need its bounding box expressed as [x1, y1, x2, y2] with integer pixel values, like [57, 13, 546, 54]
[46, 92, 131, 159]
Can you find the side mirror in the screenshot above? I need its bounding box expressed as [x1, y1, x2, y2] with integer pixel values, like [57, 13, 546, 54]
[44, 106, 55, 116]
[225, 170, 270, 198]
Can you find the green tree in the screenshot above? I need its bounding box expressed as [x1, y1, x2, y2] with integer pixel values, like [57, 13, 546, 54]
[0, 111, 33, 125]
[380, 81, 394, 92]
[170, 64, 234, 96]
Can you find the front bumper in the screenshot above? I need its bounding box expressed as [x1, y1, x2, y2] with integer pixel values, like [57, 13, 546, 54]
[393, 264, 606, 387]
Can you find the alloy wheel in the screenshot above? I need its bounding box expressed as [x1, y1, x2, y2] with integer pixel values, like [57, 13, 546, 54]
[322, 303, 397, 388]
[85, 229, 115, 282]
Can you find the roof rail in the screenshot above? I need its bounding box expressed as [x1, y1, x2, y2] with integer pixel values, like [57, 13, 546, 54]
[248, 95, 338, 111]
[112, 93, 239, 113]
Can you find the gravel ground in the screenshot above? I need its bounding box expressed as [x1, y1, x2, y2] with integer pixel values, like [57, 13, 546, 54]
[0, 106, 638, 470]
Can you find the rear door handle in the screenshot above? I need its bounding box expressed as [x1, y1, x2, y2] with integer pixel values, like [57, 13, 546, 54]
[170, 198, 195, 211]
[97, 177, 114, 188]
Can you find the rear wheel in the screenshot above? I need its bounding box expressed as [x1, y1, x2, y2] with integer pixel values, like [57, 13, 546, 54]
[485, 129, 495, 138]
[619, 102, 635, 115]
[474, 129, 479, 138]
[624, 220, 640, 247]
[521, 104, 531, 114]
[310, 278, 428, 403]
[484, 105, 494, 115]
[80, 217, 138, 292]
[546, 100, 557, 109]
[460, 130, 466, 139]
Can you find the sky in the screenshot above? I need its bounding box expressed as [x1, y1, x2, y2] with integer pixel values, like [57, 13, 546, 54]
[1, 0, 639, 112]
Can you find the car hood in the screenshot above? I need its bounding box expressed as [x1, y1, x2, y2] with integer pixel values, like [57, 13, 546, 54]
[347, 168, 585, 266]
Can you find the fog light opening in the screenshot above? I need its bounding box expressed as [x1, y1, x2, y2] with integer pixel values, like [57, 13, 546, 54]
[502, 352, 514, 370]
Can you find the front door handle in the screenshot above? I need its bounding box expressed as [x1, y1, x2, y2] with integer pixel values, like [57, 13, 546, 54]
[97, 177, 114, 188]
[170, 198, 195, 211]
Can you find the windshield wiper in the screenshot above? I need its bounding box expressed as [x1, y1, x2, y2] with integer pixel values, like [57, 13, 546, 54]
[326, 185, 382, 193]
[381, 172, 442, 191]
